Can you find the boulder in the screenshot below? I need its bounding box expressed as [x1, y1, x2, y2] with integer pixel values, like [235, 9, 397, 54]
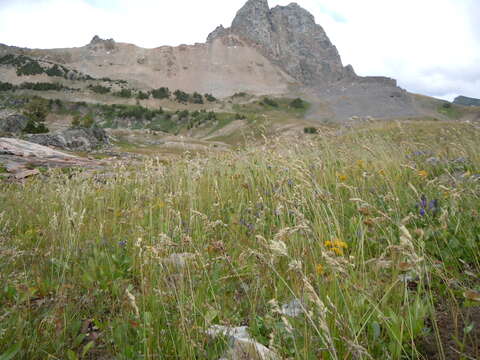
[207, 325, 279, 360]
[26, 127, 109, 151]
[0, 137, 101, 180]
[0, 110, 29, 134]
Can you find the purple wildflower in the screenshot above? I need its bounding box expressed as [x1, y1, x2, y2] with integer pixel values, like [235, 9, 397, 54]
[416, 195, 439, 216]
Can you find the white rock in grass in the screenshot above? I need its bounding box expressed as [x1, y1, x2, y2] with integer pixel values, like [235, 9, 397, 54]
[280, 299, 304, 317]
[225, 338, 280, 360]
[207, 325, 280, 360]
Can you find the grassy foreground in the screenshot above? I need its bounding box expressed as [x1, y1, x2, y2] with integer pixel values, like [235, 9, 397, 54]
[1, 120, 479, 359]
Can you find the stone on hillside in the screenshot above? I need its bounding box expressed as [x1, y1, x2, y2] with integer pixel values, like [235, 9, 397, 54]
[207, 324, 280, 360]
[0, 137, 101, 179]
[224, 337, 280, 360]
[26, 127, 109, 151]
[0, 110, 29, 134]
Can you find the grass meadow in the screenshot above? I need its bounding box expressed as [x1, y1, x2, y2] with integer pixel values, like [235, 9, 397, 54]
[1, 120, 479, 359]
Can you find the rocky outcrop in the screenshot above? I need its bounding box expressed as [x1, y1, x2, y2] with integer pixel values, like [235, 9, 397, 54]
[0, 110, 29, 134]
[0, 137, 101, 180]
[453, 96, 480, 107]
[209, 0, 351, 85]
[26, 127, 109, 151]
[206, 25, 229, 43]
[88, 35, 116, 51]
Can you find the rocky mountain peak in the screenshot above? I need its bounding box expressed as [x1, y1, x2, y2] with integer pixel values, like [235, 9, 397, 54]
[231, 0, 271, 46]
[90, 35, 102, 44]
[88, 35, 116, 50]
[209, 0, 352, 86]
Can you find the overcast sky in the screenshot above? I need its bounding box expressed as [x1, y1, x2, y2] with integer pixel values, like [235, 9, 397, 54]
[0, 0, 479, 101]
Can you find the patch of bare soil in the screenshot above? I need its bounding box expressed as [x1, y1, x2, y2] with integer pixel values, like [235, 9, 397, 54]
[419, 304, 480, 360]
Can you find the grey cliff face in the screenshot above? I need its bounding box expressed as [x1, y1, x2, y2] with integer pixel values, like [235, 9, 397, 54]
[27, 127, 109, 151]
[211, 0, 350, 85]
[231, 0, 272, 51]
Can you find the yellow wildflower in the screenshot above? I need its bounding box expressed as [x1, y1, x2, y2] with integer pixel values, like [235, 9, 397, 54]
[417, 170, 428, 178]
[337, 174, 348, 182]
[315, 264, 325, 275]
[332, 247, 344, 256]
[356, 160, 366, 168]
[324, 240, 333, 247]
[333, 239, 348, 249]
[378, 169, 386, 176]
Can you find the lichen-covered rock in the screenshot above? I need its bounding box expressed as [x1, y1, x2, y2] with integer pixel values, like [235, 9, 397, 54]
[0, 110, 29, 134]
[207, 325, 279, 360]
[26, 127, 109, 151]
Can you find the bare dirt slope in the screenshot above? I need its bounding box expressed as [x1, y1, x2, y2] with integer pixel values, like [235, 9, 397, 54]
[16, 35, 297, 97]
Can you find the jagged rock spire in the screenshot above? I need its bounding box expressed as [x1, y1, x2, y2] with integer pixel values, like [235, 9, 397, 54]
[223, 0, 350, 85]
[231, 0, 272, 49]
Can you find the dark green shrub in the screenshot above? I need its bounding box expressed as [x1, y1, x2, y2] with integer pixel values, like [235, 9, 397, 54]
[17, 61, 44, 76]
[233, 92, 247, 98]
[89, 85, 110, 94]
[304, 127, 318, 134]
[81, 113, 95, 128]
[205, 93, 217, 102]
[24, 120, 49, 134]
[151, 87, 170, 99]
[0, 54, 16, 65]
[114, 89, 132, 98]
[46, 65, 64, 77]
[174, 90, 189, 103]
[136, 91, 150, 100]
[20, 82, 64, 91]
[261, 97, 278, 107]
[442, 102, 452, 109]
[192, 92, 203, 104]
[290, 98, 306, 109]
[0, 81, 14, 91]
[206, 111, 216, 121]
[177, 110, 189, 119]
[71, 115, 81, 128]
[23, 98, 49, 122]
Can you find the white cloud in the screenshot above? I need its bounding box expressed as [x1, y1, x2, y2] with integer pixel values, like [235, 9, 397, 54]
[0, 0, 478, 100]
